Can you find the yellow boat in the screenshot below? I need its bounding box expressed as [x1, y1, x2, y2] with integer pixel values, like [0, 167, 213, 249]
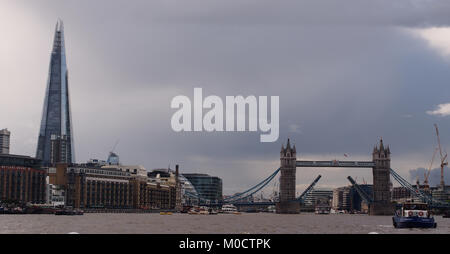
[160, 212, 173, 215]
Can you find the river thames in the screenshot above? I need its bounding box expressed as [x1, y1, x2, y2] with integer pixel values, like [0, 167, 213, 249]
[0, 213, 449, 234]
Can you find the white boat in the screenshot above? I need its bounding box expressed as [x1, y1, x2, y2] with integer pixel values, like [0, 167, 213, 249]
[315, 205, 331, 215]
[267, 205, 276, 213]
[222, 204, 238, 214]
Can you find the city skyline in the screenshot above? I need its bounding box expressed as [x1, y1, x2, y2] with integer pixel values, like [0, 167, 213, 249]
[1, 1, 450, 194]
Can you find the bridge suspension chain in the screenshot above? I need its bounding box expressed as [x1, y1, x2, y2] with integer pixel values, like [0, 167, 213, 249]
[183, 168, 281, 204]
[224, 168, 281, 203]
[223, 168, 280, 202]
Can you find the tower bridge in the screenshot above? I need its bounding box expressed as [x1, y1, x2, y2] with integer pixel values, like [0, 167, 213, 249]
[277, 138, 393, 215]
[189, 138, 449, 213]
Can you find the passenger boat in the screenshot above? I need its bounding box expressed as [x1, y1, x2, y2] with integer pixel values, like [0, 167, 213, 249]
[315, 204, 331, 215]
[222, 204, 238, 214]
[392, 202, 436, 228]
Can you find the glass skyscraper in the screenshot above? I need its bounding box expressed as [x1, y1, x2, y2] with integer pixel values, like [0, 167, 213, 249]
[36, 20, 74, 165]
[182, 173, 223, 203]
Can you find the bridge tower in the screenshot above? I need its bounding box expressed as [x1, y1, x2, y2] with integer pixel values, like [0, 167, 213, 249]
[276, 139, 300, 214]
[370, 138, 394, 215]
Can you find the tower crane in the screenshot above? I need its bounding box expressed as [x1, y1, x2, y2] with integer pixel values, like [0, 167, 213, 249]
[434, 124, 448, 189]
[111, 139, 120, 154]
[423, 147, 439, 190]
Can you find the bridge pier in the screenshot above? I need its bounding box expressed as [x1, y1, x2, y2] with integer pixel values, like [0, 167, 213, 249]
[370, 139, 395, 215]
[276, 139, 300, 214]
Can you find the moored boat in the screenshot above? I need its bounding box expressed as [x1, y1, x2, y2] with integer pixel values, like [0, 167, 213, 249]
[55, 208, 84, 216]
[315, 204, 331, 215]
[393, 202, 436, 228]
[222, 204, 238, 214]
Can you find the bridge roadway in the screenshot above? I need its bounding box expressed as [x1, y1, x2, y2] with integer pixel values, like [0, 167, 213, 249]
[296, 160, 375, 168]
[199, 201, 275, 207]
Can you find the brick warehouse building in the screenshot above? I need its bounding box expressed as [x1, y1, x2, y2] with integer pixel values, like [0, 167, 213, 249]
[48, 163, 177, 210]
[0, 154, 46, 204]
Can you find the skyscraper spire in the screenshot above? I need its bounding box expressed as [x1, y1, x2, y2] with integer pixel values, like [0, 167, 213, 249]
[36, 20, 74, 165]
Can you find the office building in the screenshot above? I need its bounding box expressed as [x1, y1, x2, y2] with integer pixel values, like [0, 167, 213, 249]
[332, 186, 352, 211]
[36, 20, 75, 165]
[182, 173, 222, 203]
[0, 129, 10, 154]
[50, 135, 70, 165]
[303, 188, 333, 207]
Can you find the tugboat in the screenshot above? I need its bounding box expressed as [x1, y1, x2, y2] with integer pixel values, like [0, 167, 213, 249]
[393, 202, 436, 228]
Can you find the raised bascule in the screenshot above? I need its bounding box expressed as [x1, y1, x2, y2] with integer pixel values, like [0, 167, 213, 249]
[276, 138, 394, 215]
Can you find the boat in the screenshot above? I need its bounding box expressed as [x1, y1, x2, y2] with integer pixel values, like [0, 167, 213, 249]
[392, 202, 436, 228]
[55, 208, 84, 216]
[443, 210, 450, 218]
[208, 208, 218, 215]
[315, 204, 331, 215]
[266, 205, 276, 213]
[160, 212, 173, 215]
[180, 205, 192, 213]
[222, 204, 238, 214]
[188, 206, 201, 215]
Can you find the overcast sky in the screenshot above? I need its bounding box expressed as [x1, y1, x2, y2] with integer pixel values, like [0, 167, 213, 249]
[1, 0, 450, 195]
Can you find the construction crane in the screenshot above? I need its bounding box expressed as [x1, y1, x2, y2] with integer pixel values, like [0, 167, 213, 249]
[423, 147, 439, 190]
[111, 139, 120, 154]
[434, 124, 448, 189]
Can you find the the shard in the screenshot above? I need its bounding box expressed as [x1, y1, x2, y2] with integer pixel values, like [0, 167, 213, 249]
[36, 20, 74, 165]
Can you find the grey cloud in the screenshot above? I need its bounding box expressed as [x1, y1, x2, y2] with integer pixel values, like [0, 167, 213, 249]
[409, 167, 450, 186]
[2, 1, 450, 194]
[18, 0, 450, 27]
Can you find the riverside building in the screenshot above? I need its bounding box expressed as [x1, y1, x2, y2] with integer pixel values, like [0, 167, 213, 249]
[47, 160, 178, 210]
[0, 154, 46, 204]
[182, 173, 223, 203]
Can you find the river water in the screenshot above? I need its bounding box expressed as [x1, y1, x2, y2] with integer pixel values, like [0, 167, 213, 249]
[0, 213, 448, 234]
